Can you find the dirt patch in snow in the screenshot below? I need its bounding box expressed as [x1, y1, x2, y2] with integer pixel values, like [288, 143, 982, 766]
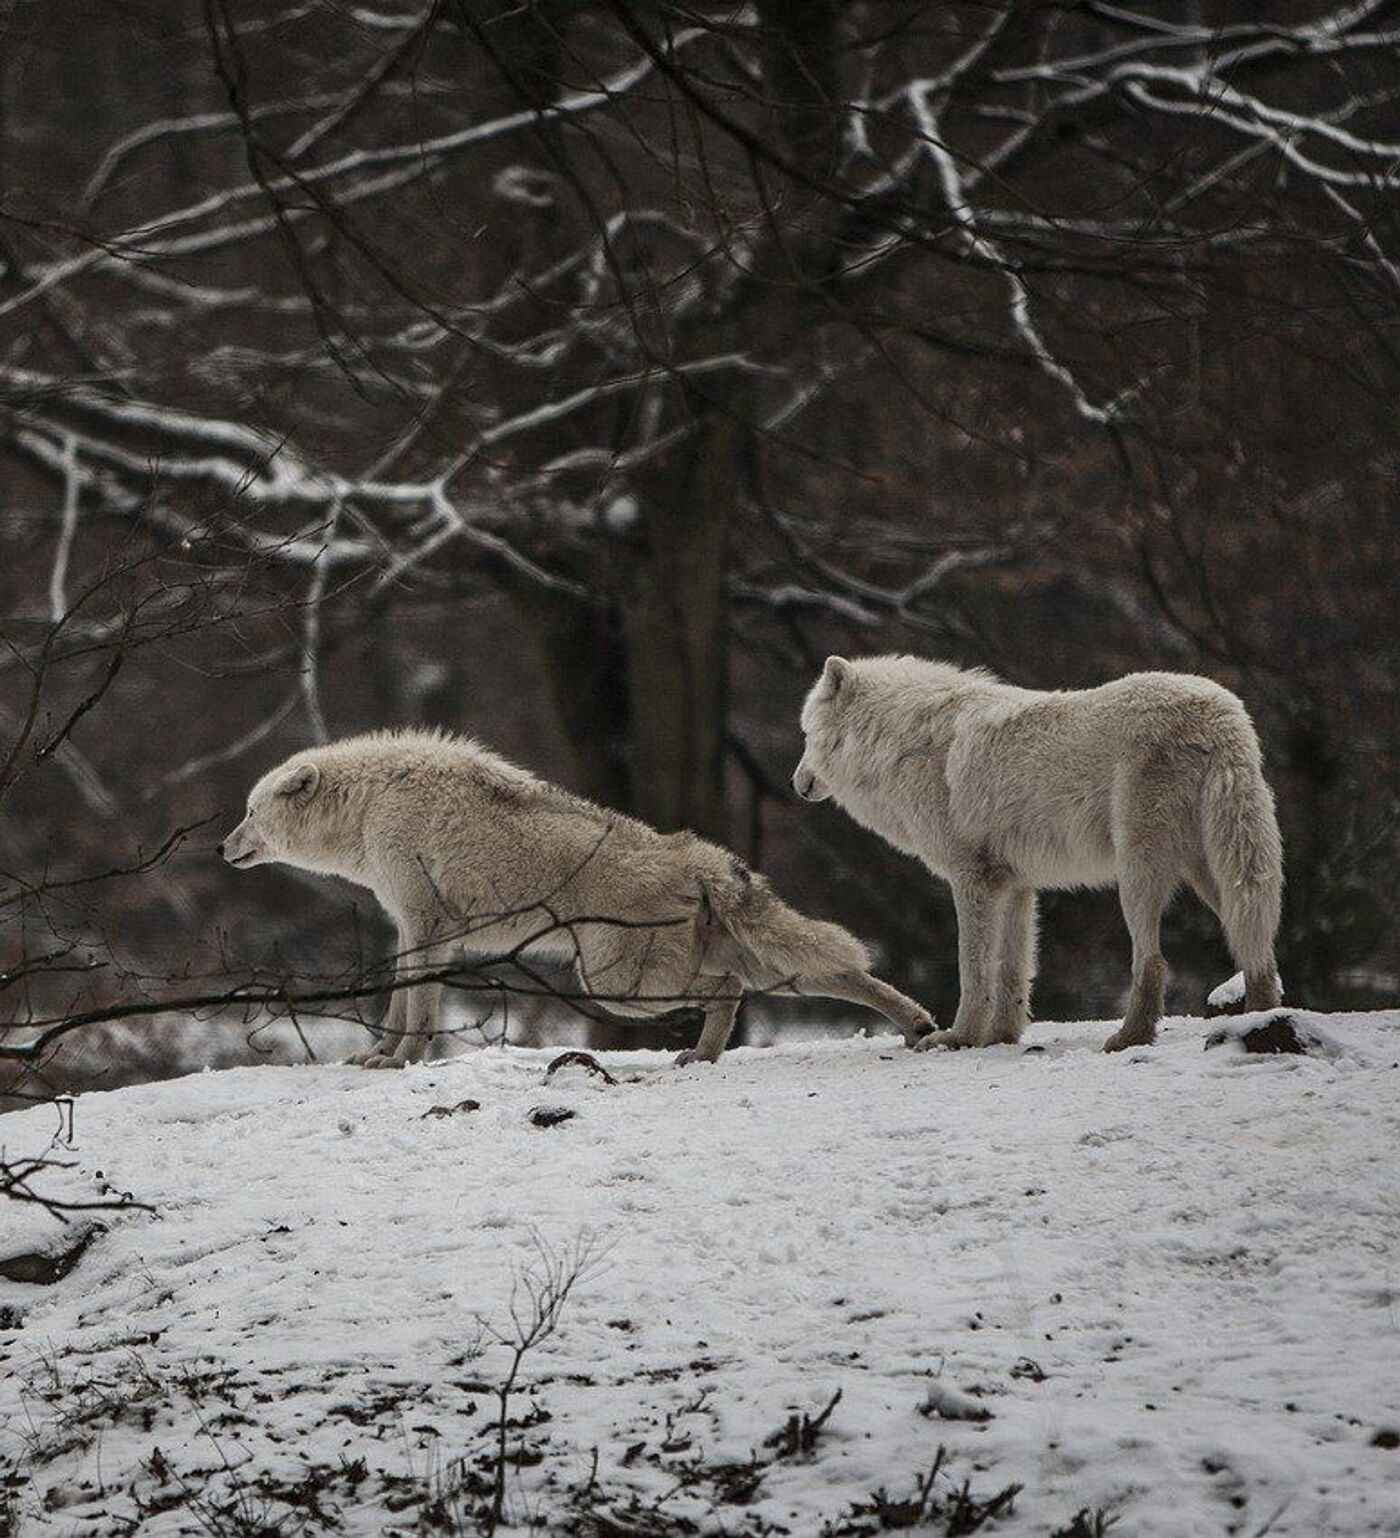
[0, 1222, 103, 1286]
[1204, 1011, 1338, 1058]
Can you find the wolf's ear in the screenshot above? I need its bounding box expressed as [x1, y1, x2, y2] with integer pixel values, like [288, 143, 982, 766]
[816, 655, 851, 701]
[273, 762, 320, 805]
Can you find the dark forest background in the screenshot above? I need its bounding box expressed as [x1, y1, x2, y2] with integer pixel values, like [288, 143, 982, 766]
[3, 0, 1398, 1104]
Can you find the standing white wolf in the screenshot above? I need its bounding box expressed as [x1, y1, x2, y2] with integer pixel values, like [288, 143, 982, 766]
[792, 656, 1283, 1052]
[221, 730, 933, 1066]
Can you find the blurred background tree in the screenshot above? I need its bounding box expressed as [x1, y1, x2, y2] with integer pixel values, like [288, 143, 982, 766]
[3, 0, 1398, 1091]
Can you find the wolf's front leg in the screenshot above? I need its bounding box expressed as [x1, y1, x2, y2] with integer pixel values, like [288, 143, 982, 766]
[384, 940, 449, 1067]
[346, 995, 402, 1067]
[988, 888, 1037, 1044]
[350, 925, 447, 1068]
[938, 872, 1011, 1048]
[347, 921, 413, 1066]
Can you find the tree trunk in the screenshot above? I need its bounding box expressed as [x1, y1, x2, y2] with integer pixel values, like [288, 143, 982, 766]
[509, 409, 742, 1052]
[512, 587, 633, 815]
[511, 413, 742, 844]
[621, 410, 742, 843]
[488, 2, 842, 1045]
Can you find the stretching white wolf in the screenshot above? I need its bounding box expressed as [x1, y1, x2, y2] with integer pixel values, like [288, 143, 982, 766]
[221, 730, 933, 1067]
[792, 657, 1283, 1052]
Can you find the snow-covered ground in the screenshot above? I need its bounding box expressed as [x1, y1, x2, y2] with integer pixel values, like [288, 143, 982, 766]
[3, 1008, 1399, 1536]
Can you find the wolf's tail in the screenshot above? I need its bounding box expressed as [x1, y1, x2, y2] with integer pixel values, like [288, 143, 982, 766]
[1202, 703, 1284, 1009]
[701, 860, 934, 1042]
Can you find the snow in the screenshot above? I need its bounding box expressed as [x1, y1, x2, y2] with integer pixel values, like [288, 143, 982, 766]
[3, 1008, 1400, 1535]
[1207, 971, 1247, 1010]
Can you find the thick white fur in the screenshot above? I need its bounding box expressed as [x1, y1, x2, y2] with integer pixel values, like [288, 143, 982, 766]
[793, 656, 1283, 1052]
[222, 730, 933, 1067]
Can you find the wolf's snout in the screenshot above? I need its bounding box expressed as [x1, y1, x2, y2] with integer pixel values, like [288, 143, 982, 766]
[793, 764, 831, 803]
[221, 821, 261, 867]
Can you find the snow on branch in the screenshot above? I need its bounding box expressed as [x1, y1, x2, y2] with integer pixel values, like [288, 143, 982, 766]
[0, 31, 708, 323]
[3, 0, 1396, 625]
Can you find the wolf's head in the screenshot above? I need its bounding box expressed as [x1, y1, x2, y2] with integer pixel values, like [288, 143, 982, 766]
[221, 752, 357, 876]
[792, 655, 853, 802]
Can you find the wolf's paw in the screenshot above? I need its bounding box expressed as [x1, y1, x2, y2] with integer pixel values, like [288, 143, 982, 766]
[345, 1044, 396, 1068]
[904, 1013, 938, 1046]
[914, 1028, 967, 1052]
[673, 1048, 718, 1068]
[1102, 1024, 1155, 1053]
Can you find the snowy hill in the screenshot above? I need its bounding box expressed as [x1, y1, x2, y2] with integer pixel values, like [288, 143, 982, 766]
[3, 1010, 1399, 1536]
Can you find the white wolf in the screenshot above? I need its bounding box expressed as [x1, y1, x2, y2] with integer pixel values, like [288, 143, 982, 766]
[221, 730, 934, 1067]
[792, 656, 1283, 1053]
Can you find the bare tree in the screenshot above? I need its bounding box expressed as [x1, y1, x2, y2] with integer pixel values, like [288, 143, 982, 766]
[6, 2, 1391, 815]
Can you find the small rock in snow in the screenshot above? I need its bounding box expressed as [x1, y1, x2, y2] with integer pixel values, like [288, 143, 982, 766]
[421, 1099, 482, 1120]
[919, 1380, 993, 1423]
[1207, 971, 1247, 1014]
[528, 1105, 577, 1128]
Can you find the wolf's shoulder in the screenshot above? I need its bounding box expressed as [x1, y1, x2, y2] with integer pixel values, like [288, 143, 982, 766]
[316, 728, 537, 787]
[849, 654, 1001, 692]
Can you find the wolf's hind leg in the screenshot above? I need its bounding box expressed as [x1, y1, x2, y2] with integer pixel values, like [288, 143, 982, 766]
[675, 978, 743, 1066]
[1187, 864, 1278, 1013]
[807, 970, 935, 1046]
[1191, 857, 1282, 1012]
[1243, 965, 1283, 1012]
[1103, 864, 1172, 1052]
[989, 888, 1037, 1044]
